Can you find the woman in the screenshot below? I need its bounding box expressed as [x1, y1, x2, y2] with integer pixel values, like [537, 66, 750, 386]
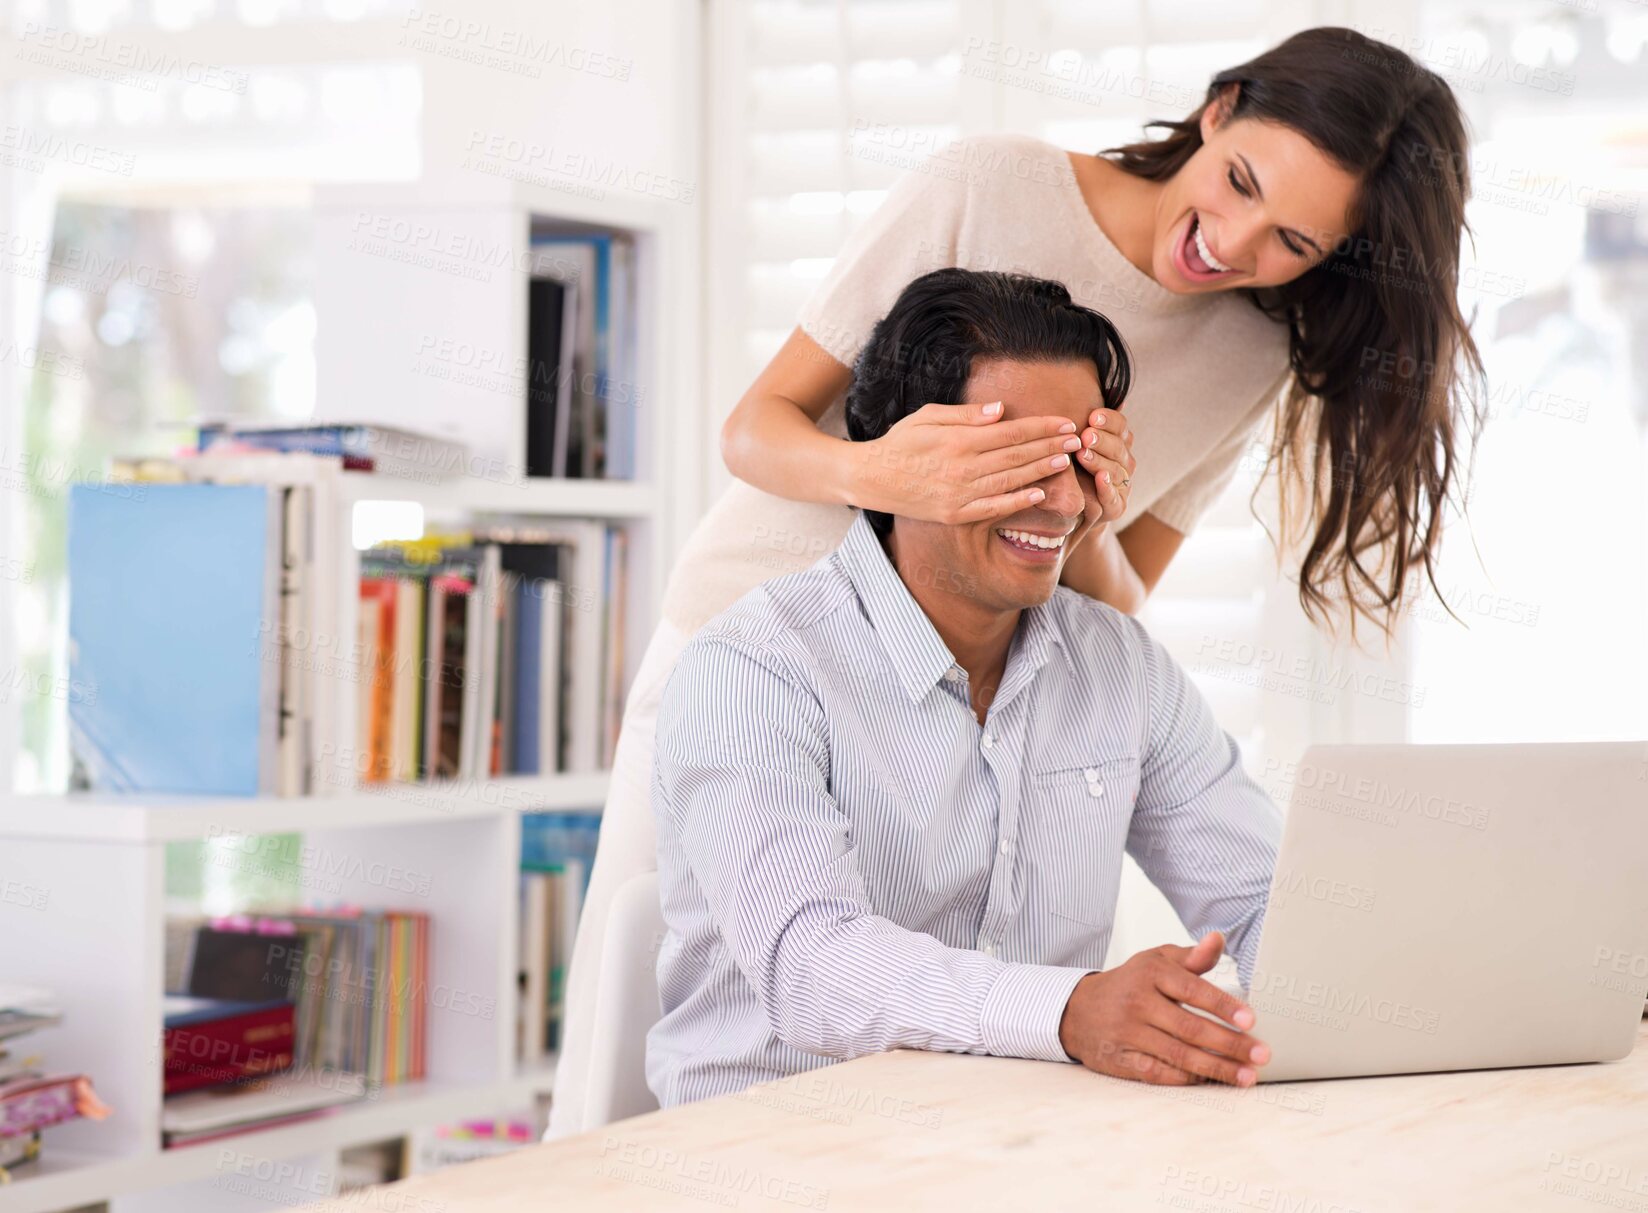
[550, 26, 1483, 1133]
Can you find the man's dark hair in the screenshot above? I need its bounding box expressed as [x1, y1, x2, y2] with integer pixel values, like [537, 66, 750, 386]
[845, 268, 1133, 536]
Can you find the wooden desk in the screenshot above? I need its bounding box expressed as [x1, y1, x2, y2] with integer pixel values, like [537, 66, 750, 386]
[306, 1025, 1648, 1212]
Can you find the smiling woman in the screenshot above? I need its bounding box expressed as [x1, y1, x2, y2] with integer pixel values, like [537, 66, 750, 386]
[1103, 27, 1485, 631]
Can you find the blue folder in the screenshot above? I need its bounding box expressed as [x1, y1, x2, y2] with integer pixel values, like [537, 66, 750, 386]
[68, 483, 280, 795]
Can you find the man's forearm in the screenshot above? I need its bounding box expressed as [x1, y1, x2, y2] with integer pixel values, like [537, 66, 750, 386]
[761, 909, 1089, 1065]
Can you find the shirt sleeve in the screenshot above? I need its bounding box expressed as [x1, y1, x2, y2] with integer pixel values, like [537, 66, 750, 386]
[1120, 616, 1282, 988]
[654, 631, 1089, 1064]
[1145, 365, 1291, 536]
[794, 139, 973, 369]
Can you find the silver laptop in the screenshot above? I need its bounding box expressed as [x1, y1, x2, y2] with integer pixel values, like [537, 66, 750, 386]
[1244, 741, 1648, 1082]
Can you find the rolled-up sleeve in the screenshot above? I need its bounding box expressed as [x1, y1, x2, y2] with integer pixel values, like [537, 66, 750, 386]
[654, 633, 1088, 1064]
[1121, 618, 1282, 988]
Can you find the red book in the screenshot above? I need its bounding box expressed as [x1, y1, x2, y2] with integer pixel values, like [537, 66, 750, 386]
[359, 578, 398, 783]
[162, 999, 295, 1095]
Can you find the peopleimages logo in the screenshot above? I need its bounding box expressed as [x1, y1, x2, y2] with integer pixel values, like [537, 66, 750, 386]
[1249, 971, 1441, 1035]
[1269, 869, 1377, 912]
[598, 1138, 830, 1210]
[1259, 757, 1491, 832]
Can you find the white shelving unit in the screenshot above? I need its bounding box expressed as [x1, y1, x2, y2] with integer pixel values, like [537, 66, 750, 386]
[0, 176, 698, 1212]
[0, 775, 610, 846]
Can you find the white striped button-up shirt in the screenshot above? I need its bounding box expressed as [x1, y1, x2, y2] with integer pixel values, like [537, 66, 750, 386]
[647, 513, 1281, 1107]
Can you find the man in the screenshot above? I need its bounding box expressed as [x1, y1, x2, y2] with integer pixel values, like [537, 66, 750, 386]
[648, 269, 1280, 1109]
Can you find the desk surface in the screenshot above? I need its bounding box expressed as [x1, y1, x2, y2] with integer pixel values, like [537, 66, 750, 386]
[307, 1024, 1648, 1213]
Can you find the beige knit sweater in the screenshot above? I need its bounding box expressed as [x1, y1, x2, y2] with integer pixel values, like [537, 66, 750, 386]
[662, 133, 1292, 633]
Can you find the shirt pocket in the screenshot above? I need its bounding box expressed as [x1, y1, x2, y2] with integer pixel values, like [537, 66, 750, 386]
[1027, 755, 1139, 819]
[1021, 756, 1138, 945]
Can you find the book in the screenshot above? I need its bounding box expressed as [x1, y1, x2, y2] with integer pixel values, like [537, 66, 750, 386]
[196, 421, 470, 484]
[520, 813, 601, 895]
[391, 577, 424, 782]
[525, 275, 577, 478]
[602, 527, 630, 767]
[68, 483, 284, 795]
[186, 927, 306, 1004]
[432, 569, 472, 779]
[162, 997, 295, 1094]
[549, 858, 584, 1051]
[358, 577, 398, 782]
[276, 485, 312, 795]
[465, 546, 503, 777]
[511, 570, 563, 775]
[540, 521, 609, 773]
[360, 550, 435, 785]
[498, 540, 567, 774]
[496, 572, 518, 776]
[357, 591, 383, 782]
[161, 1068, 368, 1147]
[517, 873, 551, 1061]
[531, 241, 597, 476]
[605, 236, 637, 479]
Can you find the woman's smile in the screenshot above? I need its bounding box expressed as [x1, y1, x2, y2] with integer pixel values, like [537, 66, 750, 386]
[1174, 211, 1239, 283]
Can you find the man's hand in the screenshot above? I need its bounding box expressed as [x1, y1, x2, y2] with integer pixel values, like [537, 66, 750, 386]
[1057, 931, 1269, 1087]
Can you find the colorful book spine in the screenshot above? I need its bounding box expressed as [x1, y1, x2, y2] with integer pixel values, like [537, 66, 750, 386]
[359, 578, 398, 782]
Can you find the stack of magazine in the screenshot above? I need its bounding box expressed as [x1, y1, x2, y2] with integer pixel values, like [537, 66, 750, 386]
[0, 986, 109, 1176]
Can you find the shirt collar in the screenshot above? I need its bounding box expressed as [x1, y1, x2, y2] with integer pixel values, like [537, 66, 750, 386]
[835, 512, 1078, 704]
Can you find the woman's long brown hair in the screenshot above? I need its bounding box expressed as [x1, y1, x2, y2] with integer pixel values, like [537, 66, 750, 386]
[1107, 27, 1486, 638]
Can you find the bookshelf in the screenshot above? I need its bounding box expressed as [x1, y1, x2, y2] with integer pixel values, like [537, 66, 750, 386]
[0, 175, 699, 1210]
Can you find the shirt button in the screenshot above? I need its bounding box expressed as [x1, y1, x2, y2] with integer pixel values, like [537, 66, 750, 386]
[1083, 767, 1099, 781]
[998, 839, 1013, 856]
[943, 666, 962, 683]
[981, 734, 994, 752]
[1087, 783, 1104, 798]
[981, 942, 996, 957]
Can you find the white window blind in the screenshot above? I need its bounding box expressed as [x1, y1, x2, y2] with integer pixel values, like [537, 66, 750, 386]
[720, 0, 982, 367]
